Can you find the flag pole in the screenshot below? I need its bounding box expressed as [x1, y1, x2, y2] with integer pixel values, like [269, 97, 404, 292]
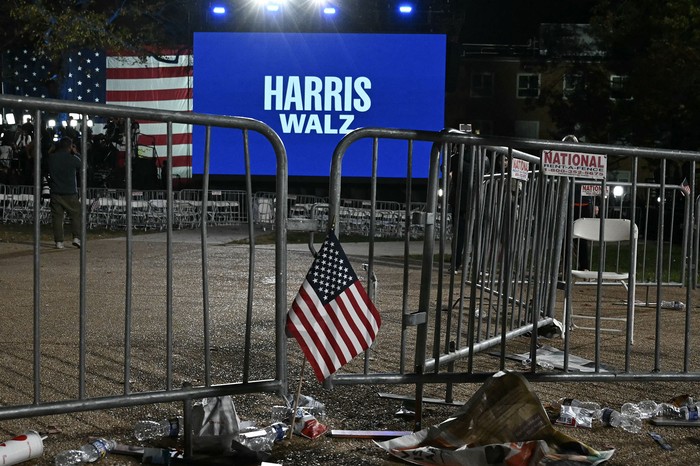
[287, 360, 305, 440]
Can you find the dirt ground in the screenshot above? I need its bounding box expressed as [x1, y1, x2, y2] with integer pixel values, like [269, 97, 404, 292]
[0, 225, 699, 465]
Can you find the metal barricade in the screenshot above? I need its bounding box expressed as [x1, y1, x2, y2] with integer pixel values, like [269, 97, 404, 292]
[3, 185, 37, 224]
[253, 191, 276, 226]
[0, 95, 289, 453]
[322, 127, 700, 427]
[175, 189, 203, 229]
[0, 183, 7, 222]
[207, 189, 248, 225]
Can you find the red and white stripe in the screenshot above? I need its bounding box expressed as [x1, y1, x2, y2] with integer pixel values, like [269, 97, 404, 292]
[106, 52, 193, 180]
[287, 280, 381, 382]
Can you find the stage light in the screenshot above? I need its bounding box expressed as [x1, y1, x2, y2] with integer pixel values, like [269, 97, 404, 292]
[211, 6, 226, 15]
[87, 120, 94, 128]
[398, 4, 413, 14]
[323, 6, 337, 15]
[69, 119, 78, 127]
[22, 114, 31, 124]
[4, 113, 15, 125]
[266, 3, 281, 12]
[48, 119, 56, 128]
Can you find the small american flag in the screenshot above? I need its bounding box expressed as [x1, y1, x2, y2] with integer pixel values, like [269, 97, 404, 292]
[287, 231, 381, 382]
[681, 177, 691, 197]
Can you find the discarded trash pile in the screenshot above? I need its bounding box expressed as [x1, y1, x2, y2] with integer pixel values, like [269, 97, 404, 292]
[0, 393, 328, 466]
[3, 371, 698, 465]
[548, 394, 698, 433]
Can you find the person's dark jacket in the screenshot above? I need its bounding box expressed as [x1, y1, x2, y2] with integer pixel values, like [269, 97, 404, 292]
[48, 147, 81, 195]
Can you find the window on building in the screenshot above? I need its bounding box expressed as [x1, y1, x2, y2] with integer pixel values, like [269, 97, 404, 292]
[610, 74, 631, 100]
[470, 72, 494, 98]
[563, 73, 585, 99]
[517, 73, 540, 98]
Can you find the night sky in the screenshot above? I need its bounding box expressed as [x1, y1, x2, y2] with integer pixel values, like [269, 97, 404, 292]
[460, 0, 598, 44]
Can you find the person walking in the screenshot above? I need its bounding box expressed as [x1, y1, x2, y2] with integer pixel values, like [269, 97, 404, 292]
[48, 137, 82, 249]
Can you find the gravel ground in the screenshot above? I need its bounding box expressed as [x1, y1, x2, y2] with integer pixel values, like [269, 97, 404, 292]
[0, 225, 699, 465]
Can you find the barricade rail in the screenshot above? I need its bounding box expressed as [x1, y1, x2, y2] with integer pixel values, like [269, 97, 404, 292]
[321, 127, 700, 426]
[0, 94, 289, 445]
[2, 92, 700, 439]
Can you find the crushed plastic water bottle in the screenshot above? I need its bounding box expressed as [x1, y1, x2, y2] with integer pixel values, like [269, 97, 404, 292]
[597, 408, 642, 433]
[54, 438, 116, 466]
[660, 300, 685, 310]
[236, 422, 288, 452]
[284, 394, 326, 419]
[553, 398, 601, 412]
[621, 400, 658, 419]
[134, 416, 182, 441]
[681, 404, 699, 420]
[655, 402, 683, 419]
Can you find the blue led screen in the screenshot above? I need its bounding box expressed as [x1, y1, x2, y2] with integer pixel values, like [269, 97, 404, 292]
[193, 32, 446, 177]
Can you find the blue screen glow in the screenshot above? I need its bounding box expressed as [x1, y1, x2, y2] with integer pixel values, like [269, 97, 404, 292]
[193, 32, 446, 177]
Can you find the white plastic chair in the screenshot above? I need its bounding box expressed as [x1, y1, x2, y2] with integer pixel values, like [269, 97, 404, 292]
[569, 218, 638, 343]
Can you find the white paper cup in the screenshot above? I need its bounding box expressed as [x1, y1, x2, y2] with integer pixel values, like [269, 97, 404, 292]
[0, 430, 44, 465]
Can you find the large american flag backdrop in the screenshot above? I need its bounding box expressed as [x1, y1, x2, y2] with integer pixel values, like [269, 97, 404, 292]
[2, 48, 193, 181]
[287, 231, 381, 382]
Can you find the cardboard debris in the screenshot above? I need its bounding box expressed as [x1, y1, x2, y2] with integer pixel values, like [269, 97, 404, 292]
[507, 345, 615, 372]
[650, 418, 700, 427]
[378, 392, 465, 406]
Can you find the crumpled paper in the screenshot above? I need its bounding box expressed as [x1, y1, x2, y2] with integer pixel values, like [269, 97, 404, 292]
[376, 371, 614, 466]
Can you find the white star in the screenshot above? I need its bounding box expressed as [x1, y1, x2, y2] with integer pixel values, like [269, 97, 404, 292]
[78, 95, 83, 100]
[77, 81, 82, 86]
[68, 87, 72, 93]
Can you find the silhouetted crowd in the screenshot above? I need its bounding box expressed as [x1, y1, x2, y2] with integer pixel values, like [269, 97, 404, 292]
[0, 117, 161, 190]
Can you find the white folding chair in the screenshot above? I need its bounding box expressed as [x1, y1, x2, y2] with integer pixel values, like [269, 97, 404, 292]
[570, 218, 638, 343]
